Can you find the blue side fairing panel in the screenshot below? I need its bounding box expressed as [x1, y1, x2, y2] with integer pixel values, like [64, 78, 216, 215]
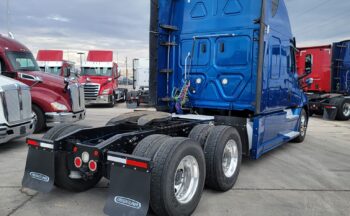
[331, 40, 350, 94]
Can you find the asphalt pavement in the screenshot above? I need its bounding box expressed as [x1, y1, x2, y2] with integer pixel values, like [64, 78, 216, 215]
[1, 104, 349, 216]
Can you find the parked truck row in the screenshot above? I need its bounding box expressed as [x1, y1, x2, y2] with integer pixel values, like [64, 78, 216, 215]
[297, 41, 350, 120]
[0, 35, 86, 135]
[37, 50, 75, 78]
[80, 50, 127, 107]
[21, 1, 312, 216]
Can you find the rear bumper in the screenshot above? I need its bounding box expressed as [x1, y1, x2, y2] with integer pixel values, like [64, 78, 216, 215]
[0, 119, 35, 144]
[85, 95, 113, 105]
[45, 109, 86, 127]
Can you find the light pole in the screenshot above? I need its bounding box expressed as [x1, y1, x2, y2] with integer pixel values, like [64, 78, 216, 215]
[6, 0, 10, 36]
[77, 52, 84, 68]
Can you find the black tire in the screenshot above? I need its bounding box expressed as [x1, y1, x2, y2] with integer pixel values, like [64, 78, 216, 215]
[44, 124, 102, 192]
[314, 110, 323, 116]
[122, 90, 128, 102]
[145, 137, 205, 216]
[204, 126, 242, 191]
[32, 104, 45, 133]
[334, 98, 350, 121]
[43, 124, 75, 140]
[133, 134, 170, 158]
[188, 124, 213, 148]
[293, 109, 308, 143]
[309, 111, 314, 117]
[108, 95, 115, 107]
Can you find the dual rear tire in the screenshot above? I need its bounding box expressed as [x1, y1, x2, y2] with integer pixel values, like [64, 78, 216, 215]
[133, 135, 206, 216]
[134, 125, 242, 215]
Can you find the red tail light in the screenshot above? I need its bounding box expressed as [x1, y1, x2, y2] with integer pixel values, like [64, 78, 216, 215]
[74, 157, 82, 168]
[27, 139, 39, 147]
[73, 146, 78, 153]
[93, 150, 99, 157]
[88, 160, 97, 172]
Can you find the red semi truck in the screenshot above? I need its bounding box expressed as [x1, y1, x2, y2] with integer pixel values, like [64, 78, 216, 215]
[0, 35, 86, 132]
[37, 50, 75, 78]
[297, 41, 350, 120]
[80, 50, 127, 107]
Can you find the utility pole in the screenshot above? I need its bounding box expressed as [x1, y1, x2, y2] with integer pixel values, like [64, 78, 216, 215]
[6, 0, 10, 36]
[125, 57, 128, 86]
[77, 52, 85, 70]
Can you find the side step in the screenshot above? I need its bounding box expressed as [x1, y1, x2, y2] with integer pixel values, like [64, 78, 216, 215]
[280, 131, 300, 140]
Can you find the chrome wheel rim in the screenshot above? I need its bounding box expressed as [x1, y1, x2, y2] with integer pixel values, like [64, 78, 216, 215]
[300, 114, 307, 137]
[32, 111, 38, 129]
[343, 103, 350, 117]
[222, 140, 239, 178]
[174, 155, 199, 204]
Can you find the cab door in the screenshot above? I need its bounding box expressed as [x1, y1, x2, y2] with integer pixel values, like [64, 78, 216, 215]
[286, 45, 302, 107]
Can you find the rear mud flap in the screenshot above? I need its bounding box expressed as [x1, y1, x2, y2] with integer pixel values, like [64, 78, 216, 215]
[104, 152, 151, 216]
[323, 107, 337, 120]
[22, 147, 55, 193]
[126, 100, 139, 109]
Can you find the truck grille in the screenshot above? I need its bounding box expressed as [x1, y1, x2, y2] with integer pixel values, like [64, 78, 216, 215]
[84, 83, 100, 101]
[69, 84, 85, 112]
[1, 86, 32, 124]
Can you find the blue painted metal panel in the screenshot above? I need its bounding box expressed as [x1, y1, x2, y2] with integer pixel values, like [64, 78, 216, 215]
[331, 40, 350, 94]
[156, 0, 309, 159]
[250, 107, 302, 160]
[157, 0, 262, 111]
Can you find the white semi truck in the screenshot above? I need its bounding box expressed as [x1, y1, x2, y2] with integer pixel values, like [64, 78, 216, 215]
[127, 58, 150, 108]
[0, 70, 35, 144]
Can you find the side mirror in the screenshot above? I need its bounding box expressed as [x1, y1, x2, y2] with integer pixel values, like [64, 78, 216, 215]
[305, 78, 314, 86]
[65, 68, 72, 78]
[304, 54, 313, 75]
[301, 77, 314, 90]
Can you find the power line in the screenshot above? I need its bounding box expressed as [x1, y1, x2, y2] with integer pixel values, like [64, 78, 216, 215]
[294, 10, 349, 36]
[293, 0, 331, 17]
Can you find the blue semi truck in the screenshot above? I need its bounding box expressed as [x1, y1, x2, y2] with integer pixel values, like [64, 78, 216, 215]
[22, 0, 310, 215]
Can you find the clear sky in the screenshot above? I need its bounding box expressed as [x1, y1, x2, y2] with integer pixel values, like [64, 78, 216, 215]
[0, 0, 349, 66]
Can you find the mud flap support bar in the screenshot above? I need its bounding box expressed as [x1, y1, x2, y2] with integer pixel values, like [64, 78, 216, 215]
[22, 138, 56, 193]
[104, 151, 151, 216]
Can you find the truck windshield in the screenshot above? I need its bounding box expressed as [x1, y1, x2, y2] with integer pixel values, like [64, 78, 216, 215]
[81, 67, 112, 76]
[41, 67, 62, 75]
[6, 51, 40, 72]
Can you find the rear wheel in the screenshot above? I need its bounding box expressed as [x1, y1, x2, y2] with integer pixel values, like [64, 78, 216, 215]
[44, 124, 102, 192]
[293, 109, 308, 143]
[135, 137, 205, 216]
[188, 124, 213, 148]
[108, 95, 115, 107]
[204, 126, 242, 191]
[335, 98, 350, 121]
[32, 104, 45, 133]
